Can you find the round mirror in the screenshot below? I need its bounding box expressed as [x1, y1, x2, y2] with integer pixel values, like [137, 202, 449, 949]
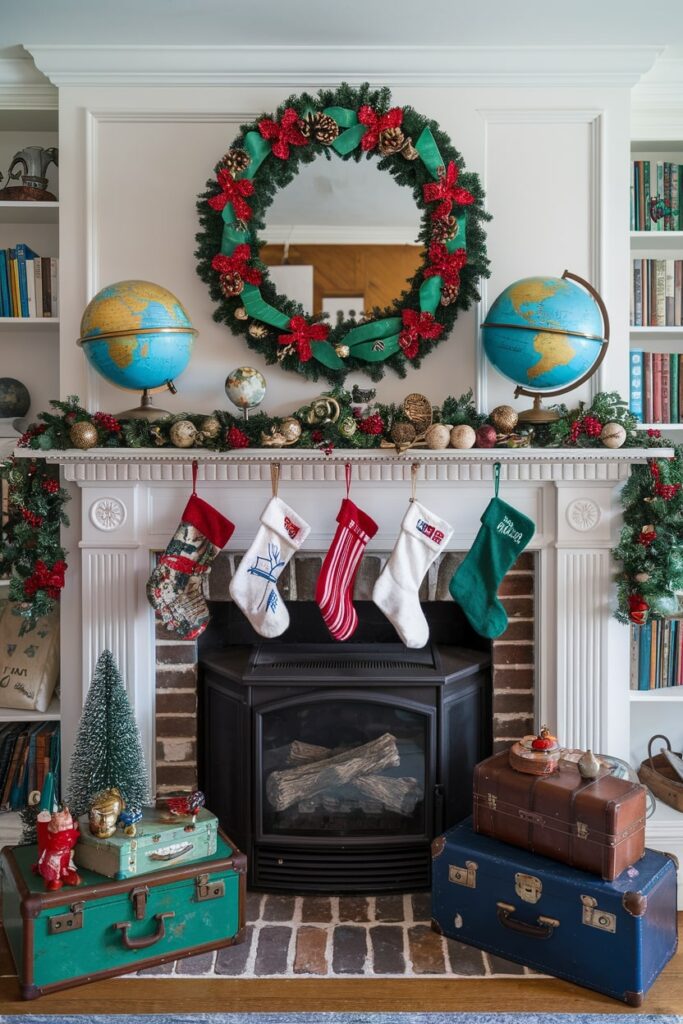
[196, 83, 490, 383]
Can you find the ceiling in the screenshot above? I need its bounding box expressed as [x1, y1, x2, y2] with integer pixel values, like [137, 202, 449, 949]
[2, 0, 683, 47]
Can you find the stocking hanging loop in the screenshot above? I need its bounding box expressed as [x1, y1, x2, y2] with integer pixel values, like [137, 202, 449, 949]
[410, 463, 419, 504]
[494, 461, 501, 498]
[270, 462, 280, 498]
[192, 459, 198, 496]
[345, 462, 352, 499]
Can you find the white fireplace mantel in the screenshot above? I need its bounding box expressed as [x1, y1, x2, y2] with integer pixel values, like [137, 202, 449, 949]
[32, 444, 680, 886]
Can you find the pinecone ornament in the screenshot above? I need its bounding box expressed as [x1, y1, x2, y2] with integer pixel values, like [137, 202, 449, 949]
[440, 282, 460, 306]
[432, 215, 459, 244]
[248, 322, 269, 339]
[219, 271, 244, 297]
[378, 127, 407, 156]
[299, 112, 340, 145]
[220, 149, 251, 175]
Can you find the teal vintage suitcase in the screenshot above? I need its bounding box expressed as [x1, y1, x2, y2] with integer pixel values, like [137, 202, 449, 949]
[0, 830, 245, 999]
[73, 807, 218, 879]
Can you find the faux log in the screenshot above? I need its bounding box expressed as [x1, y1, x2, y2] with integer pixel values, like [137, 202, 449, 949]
[353, 775, 420, 816]
[264, 740, 332, 772]
[266, 732, 400, 811]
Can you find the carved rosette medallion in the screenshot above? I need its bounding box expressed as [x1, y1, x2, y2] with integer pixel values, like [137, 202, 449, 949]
[566, 498, 601, 532]
[90, 497, 127, 532]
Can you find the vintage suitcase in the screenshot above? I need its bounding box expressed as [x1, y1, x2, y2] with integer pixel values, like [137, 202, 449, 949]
[473, 749, 646, 879]
[432, 819, 678, 1006]
[74, 806, 218, 879]
[0, 829, 245, 999]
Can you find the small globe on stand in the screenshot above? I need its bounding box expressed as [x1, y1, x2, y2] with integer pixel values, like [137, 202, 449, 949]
[481, 271, 609, 424]
[77, 280, 197, 420]
[225, 367, 266, 421]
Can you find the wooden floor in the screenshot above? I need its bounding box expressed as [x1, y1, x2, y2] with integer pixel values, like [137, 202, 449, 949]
[0, 916, 680, 1016]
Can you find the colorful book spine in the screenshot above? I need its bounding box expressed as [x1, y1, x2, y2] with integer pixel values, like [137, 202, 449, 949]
[0, 251, 9, 317]
[630, 350, 644, 421]
[671, 355, 680, 424]
[644, 351, 654, 423]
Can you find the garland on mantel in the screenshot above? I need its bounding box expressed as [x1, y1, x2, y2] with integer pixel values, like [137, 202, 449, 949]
[2, 392, 682, 628]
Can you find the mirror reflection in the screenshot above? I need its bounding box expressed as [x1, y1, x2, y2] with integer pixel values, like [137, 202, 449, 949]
[261, 158, 424, 320]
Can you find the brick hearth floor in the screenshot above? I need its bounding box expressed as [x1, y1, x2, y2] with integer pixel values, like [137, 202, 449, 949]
[135, 892, 541, 979]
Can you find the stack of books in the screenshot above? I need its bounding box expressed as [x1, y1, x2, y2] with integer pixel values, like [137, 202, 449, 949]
[0, 722, 60, 812]
[631, 621, 683, 690]
[630, 350, 683, 423]
[0, 244, 58, 318]
[631, 259, 683, 327]
[631, 160, 682, 230]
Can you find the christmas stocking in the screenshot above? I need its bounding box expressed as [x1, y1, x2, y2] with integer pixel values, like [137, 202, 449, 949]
[316, 484, 378, 641]
[146, 474, 234, 640]
[373, 500, 453, 648]
[229, 496, 310, 638]
[449, 495, 535, 639]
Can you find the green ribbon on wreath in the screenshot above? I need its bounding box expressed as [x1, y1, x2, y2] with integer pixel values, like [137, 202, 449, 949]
[242, 131, 273, 179]
[324, 107, 368, 156]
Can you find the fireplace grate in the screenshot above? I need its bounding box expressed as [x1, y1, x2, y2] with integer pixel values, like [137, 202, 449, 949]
[262, 658, 428, 672]
[253, 843, 430, 893]
[249, 643, 439, 679]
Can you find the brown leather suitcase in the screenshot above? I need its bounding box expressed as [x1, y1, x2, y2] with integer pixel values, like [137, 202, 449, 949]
[473, 750, 646, 880]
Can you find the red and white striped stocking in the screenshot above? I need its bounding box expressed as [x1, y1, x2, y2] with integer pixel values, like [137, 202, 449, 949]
[315, 466, 378, 641]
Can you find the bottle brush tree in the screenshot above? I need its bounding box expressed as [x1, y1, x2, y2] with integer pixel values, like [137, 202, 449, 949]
[67, 649, 150, 819]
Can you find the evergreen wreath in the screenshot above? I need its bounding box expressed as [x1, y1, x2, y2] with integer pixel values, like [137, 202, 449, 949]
[195, 82, 490, 384]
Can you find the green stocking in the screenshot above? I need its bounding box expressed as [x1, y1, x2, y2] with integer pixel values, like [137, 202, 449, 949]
[449, 488, 535, 639]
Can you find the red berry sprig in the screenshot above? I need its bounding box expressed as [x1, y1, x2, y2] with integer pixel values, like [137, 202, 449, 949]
[568, 414, 603, 444]
[358, 413, 384, 436]
[21, 507, 43, 528]
[649, 460, 681, 501]
[226, 426, 250, 450]
[93, 411, 122, 433]
[41, 478, 60, 494]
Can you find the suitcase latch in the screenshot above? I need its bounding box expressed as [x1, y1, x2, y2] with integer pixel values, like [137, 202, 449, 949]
[48, 901, 84, 935]
[195, 873, 225, 902]
[448, 861, 478, 888]
[519, 810, 545, 826]
[581, 895, 616, 933]
[487, 793, 497, 810]
[131, 885, 149, 921]
[515, 873, 542, 904]
[576, 821, 589, 840]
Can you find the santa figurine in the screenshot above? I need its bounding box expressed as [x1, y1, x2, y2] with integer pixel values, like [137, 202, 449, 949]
[35, 807, 81, 891]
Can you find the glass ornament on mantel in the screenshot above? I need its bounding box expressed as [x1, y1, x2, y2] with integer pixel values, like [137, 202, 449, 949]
[224, 366, 266, 421]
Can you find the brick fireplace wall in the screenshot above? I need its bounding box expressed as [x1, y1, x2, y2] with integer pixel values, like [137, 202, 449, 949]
[154, 552, 535, 795]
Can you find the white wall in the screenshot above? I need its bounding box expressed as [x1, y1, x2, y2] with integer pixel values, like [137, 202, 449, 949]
[55, 84, 631, 419]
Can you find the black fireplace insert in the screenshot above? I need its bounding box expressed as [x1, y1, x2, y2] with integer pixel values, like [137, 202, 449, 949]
[199, 602, 491, 893]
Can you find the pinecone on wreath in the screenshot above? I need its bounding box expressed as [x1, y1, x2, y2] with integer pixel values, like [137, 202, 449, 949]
[299, 112, 340, 145]
[378, 128, 419, 160]
[219, 271, 244, 297]
[440, 282, 460, 306]
[220, 149, 251, 175]
[432, 215, 459, 244]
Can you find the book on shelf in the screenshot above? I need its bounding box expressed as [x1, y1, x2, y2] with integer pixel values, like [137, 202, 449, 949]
[630, 258, 683, 327]
[631, 159, 683, 231]
[631, 620, 683, 690]
[630, 350, 683, 423]
[0, 722, 60, 812]
[0, 246, 58, 319]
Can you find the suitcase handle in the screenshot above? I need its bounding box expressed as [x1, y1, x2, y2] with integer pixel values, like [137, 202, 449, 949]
[496, 902, 558, 940]
[114, 911, 175, 950]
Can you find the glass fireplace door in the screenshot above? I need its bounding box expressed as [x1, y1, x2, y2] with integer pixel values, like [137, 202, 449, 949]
[256, 694, 434, 840]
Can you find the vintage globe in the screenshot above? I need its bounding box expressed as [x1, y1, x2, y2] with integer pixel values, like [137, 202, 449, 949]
[482, 274, 608, 411]
[78, 280, 197, 394]
[225, 367, 267, 413]
[0, 378, 30, 419]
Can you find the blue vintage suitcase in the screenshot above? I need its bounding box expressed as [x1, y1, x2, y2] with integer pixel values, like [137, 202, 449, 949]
[432, 819, 678, 1006]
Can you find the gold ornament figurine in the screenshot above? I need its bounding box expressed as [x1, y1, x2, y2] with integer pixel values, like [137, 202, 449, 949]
[89, 787, 125, 839]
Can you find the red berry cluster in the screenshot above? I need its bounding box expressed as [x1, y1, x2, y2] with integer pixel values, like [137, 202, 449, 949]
[311, 430, 324, 443]
[358, 413, 384, 436]
[17, 424, 46, 447]
[649, 460, 681, 501]
[225, 426, 250, 449]
[568, 414, 602, 444]
[93, 411, 122, 433]
[23, 558, 67, 599]
[21, 507, 43, 528]
[41, 478, 60, 494]
[647, 428, 662, 438]
[638, 525, 657, 546]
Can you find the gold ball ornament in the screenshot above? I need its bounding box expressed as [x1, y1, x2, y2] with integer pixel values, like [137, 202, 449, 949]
[391, 421, 417, 446]
[169, 419, 198, 448]
[449, 424, 476, 449]
[424, 423, 451, 450]
[490, 405, 519, 434]
[199, 416, 221, 439]
[600, 422, 627, 449]
[280, 417, 302, 443]
[70, 421, 99, 450]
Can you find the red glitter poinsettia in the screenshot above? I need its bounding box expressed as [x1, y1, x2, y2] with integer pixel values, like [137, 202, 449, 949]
[398, 309, 444, 360]
[358, 413, 384, 435]
[278, 316, 329, 363]
[423, 161, 475, 220]
[258, 108, 308, 160]
[23, 559, 67, 599]
[211, 245, 263, 286]
[207, 169, 255, 221]
[357, 105, 403, 152]
[423, 244, 467, 289]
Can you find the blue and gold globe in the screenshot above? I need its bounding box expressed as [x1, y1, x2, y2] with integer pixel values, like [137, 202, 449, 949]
[78, 280, 197, 394]
[482, 274, 608, 407]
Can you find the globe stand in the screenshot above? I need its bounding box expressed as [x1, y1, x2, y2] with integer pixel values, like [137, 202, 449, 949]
[515, 393, 561, 425]
[120, 382, 177, 422]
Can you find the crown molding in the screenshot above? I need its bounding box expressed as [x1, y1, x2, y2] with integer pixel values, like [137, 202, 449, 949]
[0, 50, 57, 109]
[25, 44, 662, 89]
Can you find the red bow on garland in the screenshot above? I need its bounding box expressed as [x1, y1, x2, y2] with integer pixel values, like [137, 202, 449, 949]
[258, 108, 308, 160]
[423, 243, 468, 288]
[207, 169, 255, 221]
[23, 559, 67, 600]
[398, 309, 444, 360]
[211, 245, 263, 286]
[423, 161, 474, 220]
[357, 105, 404, 152]
[278, 316, 329, 363]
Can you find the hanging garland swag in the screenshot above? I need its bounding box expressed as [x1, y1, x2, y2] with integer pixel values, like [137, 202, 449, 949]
[195, 83, 490, 383]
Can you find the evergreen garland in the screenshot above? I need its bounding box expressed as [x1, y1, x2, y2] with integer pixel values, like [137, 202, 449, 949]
[195, 82, 490, 384]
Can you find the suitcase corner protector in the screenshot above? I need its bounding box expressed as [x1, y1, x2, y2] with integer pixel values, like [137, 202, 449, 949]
[431, 835, 446, 859]
[20, 983, 41, 1001]
[622, 891, 647, 917]
[22, 894, 43, 920]
[624, 990, 644, 1007]
[431, 917, 444, 935]
[232, 852, 247, 874]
